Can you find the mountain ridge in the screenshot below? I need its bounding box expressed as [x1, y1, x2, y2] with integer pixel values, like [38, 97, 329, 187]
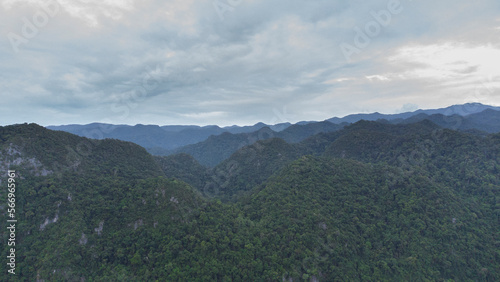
[327, 102, 500, 124]
[45, 103, 500, 155]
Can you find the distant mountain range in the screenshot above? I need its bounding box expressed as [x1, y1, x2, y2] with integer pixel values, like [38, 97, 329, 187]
[47, 103, 500, 167]
[393, 108, 500, 133]
[326, 102, 500, 123]
[47, 122, 292, 151]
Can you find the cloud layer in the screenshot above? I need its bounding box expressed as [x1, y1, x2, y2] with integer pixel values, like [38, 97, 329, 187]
[1, 0, 499, 126]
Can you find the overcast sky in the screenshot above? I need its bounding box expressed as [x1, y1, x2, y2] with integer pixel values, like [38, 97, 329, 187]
[1, 0, 499, 126]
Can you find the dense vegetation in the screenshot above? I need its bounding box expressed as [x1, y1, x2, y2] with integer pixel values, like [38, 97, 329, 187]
[1, 119, 499, 281]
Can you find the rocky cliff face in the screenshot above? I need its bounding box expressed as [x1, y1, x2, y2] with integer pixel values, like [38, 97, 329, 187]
[0, 143, 52, 177]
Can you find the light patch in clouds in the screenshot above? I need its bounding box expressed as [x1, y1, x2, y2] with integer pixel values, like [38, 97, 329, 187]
[391, 43, 500, 80]
[384, 43, 500, 106]
[323, 77, 354, 84]
[366, 75, 390, 82]
[59, 0, 134, 26]
[2, 0, 135, 26]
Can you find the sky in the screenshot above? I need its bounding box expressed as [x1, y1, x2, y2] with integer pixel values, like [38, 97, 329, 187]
[1, 0, 499, 126]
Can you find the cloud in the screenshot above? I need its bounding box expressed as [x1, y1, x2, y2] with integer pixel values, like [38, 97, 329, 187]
[1, 0, 499, 126]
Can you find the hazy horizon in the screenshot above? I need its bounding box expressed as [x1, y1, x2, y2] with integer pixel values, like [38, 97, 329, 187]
[29, 102, 497, 128]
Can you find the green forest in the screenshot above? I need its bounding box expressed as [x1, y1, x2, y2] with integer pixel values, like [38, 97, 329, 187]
[0, 122, 499, 281]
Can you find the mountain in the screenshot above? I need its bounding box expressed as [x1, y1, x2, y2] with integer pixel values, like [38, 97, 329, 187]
[1, 121, 499, 281]
[0, 123, 164, 178]
[0, 124, 202, 280]
[327, 103, 500, 124]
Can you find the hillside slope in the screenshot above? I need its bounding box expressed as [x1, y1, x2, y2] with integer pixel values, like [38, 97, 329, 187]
[243, 157, 499, 280]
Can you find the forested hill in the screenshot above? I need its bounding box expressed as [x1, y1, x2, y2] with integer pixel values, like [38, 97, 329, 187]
[1, 122, 499, 281]
[0, 123, 164, 179]
[243, 156, 498, 280]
